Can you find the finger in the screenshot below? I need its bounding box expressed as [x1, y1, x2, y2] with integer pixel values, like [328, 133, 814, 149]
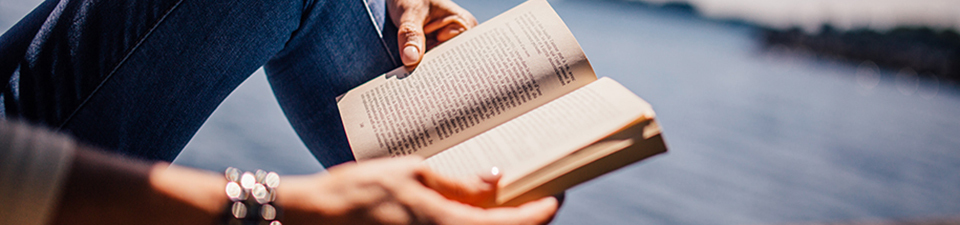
[416, 166, 495, 205]
[398, 178, 558, 225]
[434, 196, 560, 225]
[424, 15, 467, 34]
[435, 23, 466, 42]
[397, 6, 429, 68]
[392, 176, 479, 223]
[478, 197, 560, 224]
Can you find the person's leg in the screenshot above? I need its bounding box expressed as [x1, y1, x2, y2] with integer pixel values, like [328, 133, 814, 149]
[265, 0, 402, 167]
[5, 0, 400, 165]
[0, 0, 57, 99]
[7, 0, 309, 161]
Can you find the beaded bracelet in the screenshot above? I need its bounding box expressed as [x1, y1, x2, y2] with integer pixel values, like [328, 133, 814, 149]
[223, 167, 282, 225]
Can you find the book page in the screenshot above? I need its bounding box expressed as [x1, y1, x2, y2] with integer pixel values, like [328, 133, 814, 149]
[496, 118, 664, 206]
[339, 0, 597, 160]
[423, 77, 655, 185]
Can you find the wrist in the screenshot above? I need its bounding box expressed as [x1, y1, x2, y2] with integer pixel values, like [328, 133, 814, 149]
[149, 163, 230, 223]
[274, 174, 350, 225]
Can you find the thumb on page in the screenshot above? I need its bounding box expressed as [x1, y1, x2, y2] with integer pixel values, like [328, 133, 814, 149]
[397, 8, 427, 68]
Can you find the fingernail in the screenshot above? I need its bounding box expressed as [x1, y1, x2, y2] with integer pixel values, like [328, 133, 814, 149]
[542, 196, 559, 207]
[479, 166, 502, 184]
[402, 45, 420, 66]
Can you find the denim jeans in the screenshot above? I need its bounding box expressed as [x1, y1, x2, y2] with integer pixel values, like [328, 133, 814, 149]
[0, 0, 401, 167]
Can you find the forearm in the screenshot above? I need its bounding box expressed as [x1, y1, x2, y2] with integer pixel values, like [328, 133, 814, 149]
[49, 147, 228, 225]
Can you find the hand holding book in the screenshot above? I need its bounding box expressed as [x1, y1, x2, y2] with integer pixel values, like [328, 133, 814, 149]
[387, 0, 479, 67]
[277, 156, 559, 224]
[339, 0, 668, 207]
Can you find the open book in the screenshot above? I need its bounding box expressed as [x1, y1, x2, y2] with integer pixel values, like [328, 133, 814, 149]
[337, 0, 667, 206]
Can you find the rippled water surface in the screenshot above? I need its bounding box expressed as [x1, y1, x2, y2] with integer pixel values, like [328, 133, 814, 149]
[4, 0, 960, 224]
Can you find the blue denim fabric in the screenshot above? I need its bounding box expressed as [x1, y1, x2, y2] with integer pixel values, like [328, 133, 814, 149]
[0, 0, 402, 167]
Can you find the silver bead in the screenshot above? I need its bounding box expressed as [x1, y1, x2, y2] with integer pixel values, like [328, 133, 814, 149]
[225, 181, 246, 201]
[231, 202, 247, 219]
[265, 187, 277, 203]
[240, 172, 256, 190]
[269, 221, 282, 225]
[225, 167, 241, 182]
[255, 169, 267, 184]
[252, 183, 271, 204]
[263, 172, 280, 189]
[260, 204, 277, 220]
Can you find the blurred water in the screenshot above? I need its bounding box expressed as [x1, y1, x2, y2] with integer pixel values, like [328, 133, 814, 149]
[4, 0, 960, 224]
[0, 0, 41, 32]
